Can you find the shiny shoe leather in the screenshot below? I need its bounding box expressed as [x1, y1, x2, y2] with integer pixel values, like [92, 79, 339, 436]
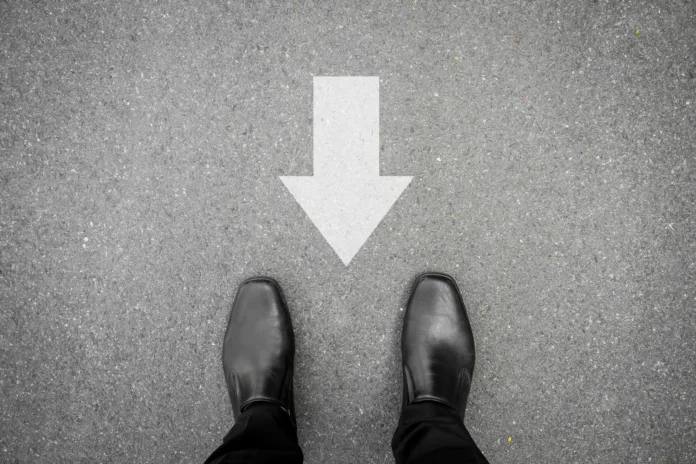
[223, 277, 296, 424]
[401, 273, 476, 419]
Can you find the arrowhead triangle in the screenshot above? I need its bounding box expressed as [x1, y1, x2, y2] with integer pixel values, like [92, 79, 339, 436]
[280, 176, 412, 265]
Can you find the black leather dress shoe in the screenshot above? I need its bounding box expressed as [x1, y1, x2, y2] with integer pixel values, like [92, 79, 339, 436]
[223, 277, 296, 425]
[401, 273, 476, 420]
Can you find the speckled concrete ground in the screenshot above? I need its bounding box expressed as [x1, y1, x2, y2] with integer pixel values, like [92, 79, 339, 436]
[1, 1, 695, 463]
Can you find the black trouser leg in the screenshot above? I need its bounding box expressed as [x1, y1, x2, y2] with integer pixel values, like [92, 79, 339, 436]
[392, 402, 490, 464]
[203, 404, 304, 464]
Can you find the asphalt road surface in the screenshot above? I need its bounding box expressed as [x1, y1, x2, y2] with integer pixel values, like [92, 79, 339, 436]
[1, 1, 694, 463]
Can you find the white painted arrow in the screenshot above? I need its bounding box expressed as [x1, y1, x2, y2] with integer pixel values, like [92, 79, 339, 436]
[280, 76, 412, 265]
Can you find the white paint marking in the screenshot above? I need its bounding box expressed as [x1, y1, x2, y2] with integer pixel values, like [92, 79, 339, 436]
[281, 76, 412, 265]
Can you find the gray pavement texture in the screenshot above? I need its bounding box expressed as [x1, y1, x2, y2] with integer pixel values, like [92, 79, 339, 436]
[1, 0, 695, 463]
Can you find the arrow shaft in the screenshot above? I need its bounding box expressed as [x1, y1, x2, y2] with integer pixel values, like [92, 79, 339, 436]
[313, 76, 379, 178]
